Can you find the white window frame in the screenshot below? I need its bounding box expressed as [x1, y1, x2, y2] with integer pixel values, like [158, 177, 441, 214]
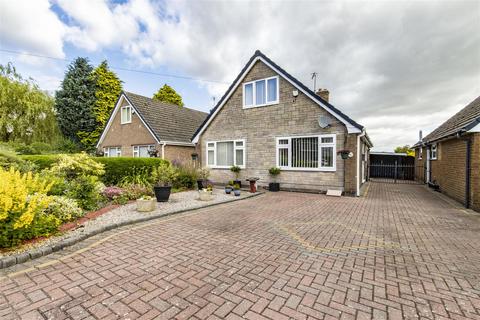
[206, 139, 246, 169]
[243, 76, 279, 109]
[121, 106, 132, 124]
[418, 147, 423, 160]
[103, 147, 122, 157]
[275, 134, 336, 172]
[430, 144, 437, 160]
[133, 145, 155, 157]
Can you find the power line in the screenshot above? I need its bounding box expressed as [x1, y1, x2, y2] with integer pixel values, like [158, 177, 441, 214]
[0, 48, 229, 84]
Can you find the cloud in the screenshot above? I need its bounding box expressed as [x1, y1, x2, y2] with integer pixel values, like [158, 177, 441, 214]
[1, 0, 479, 151]
[0, 0, 67, 59]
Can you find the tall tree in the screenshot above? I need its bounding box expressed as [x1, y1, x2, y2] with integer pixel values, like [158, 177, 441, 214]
[0, 63, 60, 143]
[55, 57, 96, 145]
[78, 61, 122, 151]
[394, 145, 415, 157]
[153, 84, 184, 107]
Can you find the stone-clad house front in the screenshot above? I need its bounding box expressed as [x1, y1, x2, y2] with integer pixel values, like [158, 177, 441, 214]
[192, 50, 372, 195]
[414, 96, 480, 211]
[97, 91, 208, 163]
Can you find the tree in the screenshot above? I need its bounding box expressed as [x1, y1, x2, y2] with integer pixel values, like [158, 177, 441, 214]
[394, 145, 415, 157]
[0, 63, 60, 143]
[153, 84, 184, 106]
[77, 61, 122, 152]
[55, 57, 96, 145]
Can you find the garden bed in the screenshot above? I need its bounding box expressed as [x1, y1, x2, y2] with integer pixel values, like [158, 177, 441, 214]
[0, 189, 260, 268]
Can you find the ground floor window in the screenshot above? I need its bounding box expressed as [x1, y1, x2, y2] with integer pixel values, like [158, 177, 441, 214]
[276, 134, 336, 171]
[206, 139, 245, 168]
[133, 145, 155, 157]
[104, 147, 121, 157]
[430, 144, 437, 160]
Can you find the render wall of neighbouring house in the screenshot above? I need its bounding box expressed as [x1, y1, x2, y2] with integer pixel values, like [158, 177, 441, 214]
[197, 60, 360, 193]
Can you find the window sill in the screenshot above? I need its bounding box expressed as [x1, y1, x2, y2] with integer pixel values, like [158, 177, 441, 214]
[121, 121, 132, 125]
[278, 167, 336, 172]
[208, 166, 246, 170]
[243, 101, 279, 109]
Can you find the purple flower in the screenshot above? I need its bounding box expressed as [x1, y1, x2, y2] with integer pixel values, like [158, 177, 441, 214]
[102, 186, 124, 200]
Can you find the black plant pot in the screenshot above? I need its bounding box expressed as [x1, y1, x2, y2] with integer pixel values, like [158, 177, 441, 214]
[233, 180, 242, 188]
[154, 186, 172, 202]
[269, 182, 280, 192]
[197, 180, 205, 190]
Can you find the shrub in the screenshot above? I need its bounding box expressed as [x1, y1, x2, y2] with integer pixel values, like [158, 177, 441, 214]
[15, 142, 53, 155]
[230, 165, 241, 179]
[65, 175, 104, 211]
[50, 153, 105, 179]
[174, 164, 198, 189]
[95, 157, 169, 186]
[0, 167, 57, 247]
[0, 150, 37, 172]
[43, 196, 83, 223]
[123, 184, 153, 200]
[20, 154, 61, 170]
[152, 162, 178, 187]
[269, 167, 281, 176]
[118, 166, 153, 187]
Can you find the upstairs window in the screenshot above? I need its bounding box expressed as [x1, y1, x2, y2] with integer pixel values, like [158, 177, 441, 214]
[243, 76, 279, 108]
[121, 106, 132, 124]
[276, 134, 336, 171]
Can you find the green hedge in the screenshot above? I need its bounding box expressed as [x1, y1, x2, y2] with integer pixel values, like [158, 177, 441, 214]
[95, 157, 169, 185]
[20, 155, 169, 185]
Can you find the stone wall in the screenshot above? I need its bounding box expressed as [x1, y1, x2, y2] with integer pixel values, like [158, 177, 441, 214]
[197, 60, 361, 193]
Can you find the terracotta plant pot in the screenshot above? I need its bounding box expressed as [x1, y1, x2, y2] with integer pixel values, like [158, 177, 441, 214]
[136, 199, 156, 212]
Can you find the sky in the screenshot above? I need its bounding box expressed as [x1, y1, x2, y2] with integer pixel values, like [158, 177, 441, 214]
[0, 0, 479, 151]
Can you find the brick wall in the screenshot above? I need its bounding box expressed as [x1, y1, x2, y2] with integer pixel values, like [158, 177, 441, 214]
[164, 145, 196, 164]
[197, 60, 361, 193]
[414, 146, 426, 182]
[470, 133, 480, 211]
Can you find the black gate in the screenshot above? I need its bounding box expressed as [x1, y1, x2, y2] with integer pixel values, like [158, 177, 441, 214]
[368, 161, 422, 184]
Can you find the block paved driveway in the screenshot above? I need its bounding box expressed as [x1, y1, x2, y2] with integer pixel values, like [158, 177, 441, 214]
[1, 183, 480, 320]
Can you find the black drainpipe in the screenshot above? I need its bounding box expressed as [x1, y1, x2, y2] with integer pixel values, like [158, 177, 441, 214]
[465, 137, 472, 209]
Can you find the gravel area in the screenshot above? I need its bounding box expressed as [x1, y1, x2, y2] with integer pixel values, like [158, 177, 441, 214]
[0, 189, 257, 260]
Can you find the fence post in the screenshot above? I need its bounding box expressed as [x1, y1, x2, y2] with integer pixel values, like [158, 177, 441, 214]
[394, 160, 397, 184]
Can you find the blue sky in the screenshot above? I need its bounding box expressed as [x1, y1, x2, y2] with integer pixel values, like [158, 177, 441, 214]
[1, 0, 479, 151]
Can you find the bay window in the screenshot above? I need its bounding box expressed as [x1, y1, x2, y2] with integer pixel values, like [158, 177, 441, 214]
[206, 140, 245, 168]
[243, 76, 279, 108]
[276, 134, 336, 171]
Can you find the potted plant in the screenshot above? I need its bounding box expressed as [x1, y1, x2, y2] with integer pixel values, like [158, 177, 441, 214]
[198, 184, 214, 201]
[136, 195, 156, 212]
[197, 167, 210, 190]
[337, 150, 352, 160]
[268, 167, 281, 192]
[230, 165, 241, 187]
[233, 184, 241, 196]
[152, 162, 178, 202]
[225, 181, 233, 194]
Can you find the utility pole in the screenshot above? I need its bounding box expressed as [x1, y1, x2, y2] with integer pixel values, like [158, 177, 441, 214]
[311, 72, 317, 92]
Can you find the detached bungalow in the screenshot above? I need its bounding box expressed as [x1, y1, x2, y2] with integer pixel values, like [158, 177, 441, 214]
[414, 96, 480, 211]
[192, 50, 372, 195]
[97, 91, 208, 163]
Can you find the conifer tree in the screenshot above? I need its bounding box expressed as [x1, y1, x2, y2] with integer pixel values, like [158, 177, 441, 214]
[153, 84, 184, 107]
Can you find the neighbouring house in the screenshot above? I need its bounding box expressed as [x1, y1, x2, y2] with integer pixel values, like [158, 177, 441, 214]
[414, 96, 480, 211]
[96, 91, 208, 163]
[192, 50, 372, 195]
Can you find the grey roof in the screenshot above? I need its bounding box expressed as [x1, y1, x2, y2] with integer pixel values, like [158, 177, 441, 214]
[123, 91, 208, 143]
[420, 96, 480, 144]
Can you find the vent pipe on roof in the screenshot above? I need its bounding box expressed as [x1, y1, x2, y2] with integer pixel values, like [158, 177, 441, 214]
[316, 88, 330, 102]
[419, 130, 423, 141]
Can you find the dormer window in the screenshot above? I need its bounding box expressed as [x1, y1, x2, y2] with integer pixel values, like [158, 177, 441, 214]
[121, 106, 132, 124]
[243, 76, 279, 108]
